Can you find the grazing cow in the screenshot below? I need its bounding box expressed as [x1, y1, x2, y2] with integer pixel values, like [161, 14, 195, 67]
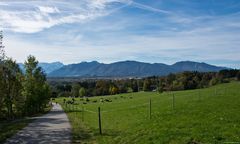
[105, 99, 112, 102]
[66, 100, 74, 104]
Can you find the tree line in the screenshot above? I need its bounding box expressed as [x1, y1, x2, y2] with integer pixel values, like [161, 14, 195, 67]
[49, 69, 240, 98]
[0, 34, 50, 120]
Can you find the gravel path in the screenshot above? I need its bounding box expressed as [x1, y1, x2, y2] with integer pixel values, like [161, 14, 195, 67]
[5, 103, 72, 144]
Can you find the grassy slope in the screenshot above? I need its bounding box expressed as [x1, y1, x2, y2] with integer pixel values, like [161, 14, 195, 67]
[56, 82, 240, 144]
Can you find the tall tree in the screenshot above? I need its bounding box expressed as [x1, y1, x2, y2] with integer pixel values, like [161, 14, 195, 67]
[3, 59, 23, 119]
[0, 60, 5, 118]
[237, 71, 240, 81]
[79, 87, 86, 97]
[0, 31, 5, 118]
[22, 55, 50, 115]
[109, 85, 118, 95]
[71, 83, 80, 97]
[143, 79, 151, 91]
[131, 80, 138, 92]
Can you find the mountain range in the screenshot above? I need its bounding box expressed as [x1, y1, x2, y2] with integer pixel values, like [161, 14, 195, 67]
[44, 60, 227, 77]
[18, 62, 64, 74]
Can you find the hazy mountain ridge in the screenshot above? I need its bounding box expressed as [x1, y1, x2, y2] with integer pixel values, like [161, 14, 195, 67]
[48, 60, 227, 77]
[18, 62, 64, 74]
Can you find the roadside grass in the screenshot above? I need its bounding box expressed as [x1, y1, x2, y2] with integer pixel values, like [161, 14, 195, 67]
[56, 82, 240, 144]
[0, 119, 32, 144]
[0, 105, 52, 144]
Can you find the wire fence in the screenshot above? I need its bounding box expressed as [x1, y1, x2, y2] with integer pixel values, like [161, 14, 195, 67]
[59, 86, 233, 135]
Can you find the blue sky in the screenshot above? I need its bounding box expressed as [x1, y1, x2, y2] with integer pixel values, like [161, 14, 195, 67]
[0, 0, 240, 68]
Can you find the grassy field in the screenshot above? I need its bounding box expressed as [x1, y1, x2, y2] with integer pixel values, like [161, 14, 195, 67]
[55, 82, 240, 144]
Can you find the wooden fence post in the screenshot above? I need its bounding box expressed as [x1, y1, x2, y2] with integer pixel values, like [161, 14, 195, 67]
[149, 98, 152, 119]
[82, 106, 84, 122]
[215, 88, 217, 96]
[172, 93, 175, 110]
[224, 88, 226, 96]
[98, 107, 102, 135]
[198, 90, 200, 101]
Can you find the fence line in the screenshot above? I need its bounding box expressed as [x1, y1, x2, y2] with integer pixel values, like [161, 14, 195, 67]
[83, 109, 97, 114]
[101, 103, 148, 113]
[58, 86, 232, 136]
[75, 101, 161, 114]
[63, 88, 221, 114]
[62, 88, 221, 114]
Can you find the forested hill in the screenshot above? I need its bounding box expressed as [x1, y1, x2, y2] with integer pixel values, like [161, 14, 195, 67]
[48, 61, 227, 77]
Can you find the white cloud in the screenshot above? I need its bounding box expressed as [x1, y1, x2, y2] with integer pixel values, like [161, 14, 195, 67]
[129, 1, 170, 14]
[0, 0, 128, 33]
[0, 3, 8, 6]
[1, 0, 240, 68]
[0, 0, 172, 33]
[38, 6, 60, 14]
[5, 26, 240, 68]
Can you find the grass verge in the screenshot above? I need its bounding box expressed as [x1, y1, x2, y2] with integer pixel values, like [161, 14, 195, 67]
[0, 105, 52, 144]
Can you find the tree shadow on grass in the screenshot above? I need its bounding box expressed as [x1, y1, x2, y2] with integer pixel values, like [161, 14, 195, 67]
[72, 123, 95, 144]
[97, 129, 123, 137]
[0, 119, 32, 144]
[72, 127, 124, 144]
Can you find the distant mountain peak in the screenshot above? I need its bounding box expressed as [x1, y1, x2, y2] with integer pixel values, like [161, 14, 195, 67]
[18, 62, 64, 74]
[81, 61, 99, 63]
[173, 60, 200, 64]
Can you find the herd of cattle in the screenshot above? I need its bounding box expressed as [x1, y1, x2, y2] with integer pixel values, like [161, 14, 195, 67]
[57, 96, 133, 105]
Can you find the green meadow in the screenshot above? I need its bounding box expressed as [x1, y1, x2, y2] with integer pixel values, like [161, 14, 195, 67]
[55, 82, 240, 144]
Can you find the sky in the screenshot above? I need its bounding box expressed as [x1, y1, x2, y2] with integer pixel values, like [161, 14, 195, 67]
[0, 0, 240, 68]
